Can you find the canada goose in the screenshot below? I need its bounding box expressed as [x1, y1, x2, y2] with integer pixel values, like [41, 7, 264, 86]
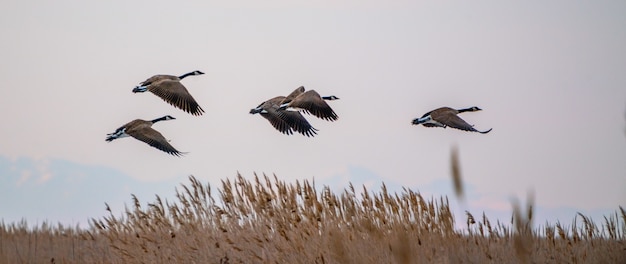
[250, 96, 318, 137]
[106, 115, 185, 156]
[277, 86, 339, 121]
[132, 71, 205, 116]
[412, 106, 492, 134]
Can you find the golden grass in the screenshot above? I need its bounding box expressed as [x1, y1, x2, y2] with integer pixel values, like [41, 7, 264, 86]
[2, 174, 625, 263]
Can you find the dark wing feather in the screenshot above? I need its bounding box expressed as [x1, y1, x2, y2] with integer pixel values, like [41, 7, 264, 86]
[260, 108, 294, 135]
[278, 110, 318, 137]
[148, 80, 205, 116]
[255, 95, 317, 136]
[432, 107, 491, 133]
[126, 126, 185, 156]
[439, 115, 485, 133]
[256, 96, 293, 135]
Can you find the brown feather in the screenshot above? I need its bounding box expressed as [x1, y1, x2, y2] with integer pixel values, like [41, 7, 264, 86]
[140, 75, 178, 86]
[280, 86, 305, 105]
[127, 126, 184, 157]
[147, 79, 205, 116]
[284, 90, 338, 121]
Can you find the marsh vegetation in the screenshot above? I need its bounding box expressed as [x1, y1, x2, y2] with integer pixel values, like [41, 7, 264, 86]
[2, 174, 624, 263]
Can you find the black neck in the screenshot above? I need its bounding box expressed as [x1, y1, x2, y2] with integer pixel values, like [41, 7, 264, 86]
[457, 107, 474, 113]
[151, 116, 169, 123]
[178, 72, 195, 80]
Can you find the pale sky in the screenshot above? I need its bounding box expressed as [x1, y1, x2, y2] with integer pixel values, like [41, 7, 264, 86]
[1, 0, 625, 227]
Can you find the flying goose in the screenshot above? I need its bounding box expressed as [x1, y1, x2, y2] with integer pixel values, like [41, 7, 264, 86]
[106, 115, 185, 156]
[277, 86, 339, 121]
[132, 71, 205, 116]
[412, 106, 492, 134]
[250, 96, 318, 137]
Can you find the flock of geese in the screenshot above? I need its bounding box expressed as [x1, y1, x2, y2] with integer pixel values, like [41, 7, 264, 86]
[106, 70, 492, 156]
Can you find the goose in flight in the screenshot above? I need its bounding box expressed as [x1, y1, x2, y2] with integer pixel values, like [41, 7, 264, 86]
[250, 86, 340, 137]
[277, 86, 339, 121]
[412, 106, 492, 134]
[106, 115, 185, 156]
[250, 96, 318, 137]
[132, 71, 205, 116]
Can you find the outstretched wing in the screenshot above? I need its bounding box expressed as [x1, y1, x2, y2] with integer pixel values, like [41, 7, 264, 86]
[260, 108, 294, 135]
[280, 86, 305, 105]
[278, 110, 318, 137]
[289, 90, 338, 121]
[127, 126, 185, 156]
[148, 79, 205, 116]
[441, 115, 491, 134]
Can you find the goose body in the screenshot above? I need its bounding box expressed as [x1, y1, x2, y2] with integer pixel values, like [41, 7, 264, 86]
[250, 96, 318, 137]
[277, 86, 339, 121]
[132, 71, 205, 116]
[412, 106, 492, 134]
[106, 115, 185, 156]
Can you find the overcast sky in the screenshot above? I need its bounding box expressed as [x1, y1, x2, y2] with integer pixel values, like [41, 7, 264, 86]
[1, 0, 624, 227]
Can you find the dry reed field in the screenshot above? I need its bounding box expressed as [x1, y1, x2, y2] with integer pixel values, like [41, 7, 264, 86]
[1, 174, 625, 263]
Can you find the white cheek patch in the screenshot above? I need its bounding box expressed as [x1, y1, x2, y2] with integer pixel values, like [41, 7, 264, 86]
[107, 128, 130, 141]
[114, 128, 130, 139]
[416, 116, 431, 123]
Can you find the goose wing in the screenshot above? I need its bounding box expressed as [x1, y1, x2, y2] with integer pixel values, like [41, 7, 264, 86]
[440, 115, 491, 134]
[260, 107, 294, 135]
[148, 79, 205, 116]
[278, 110, 318, 137]
[126, 126, 185, 156]
[280, 86, 305, 105]
[255, 95, 317, 136]
[289, 90, 338, 121]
